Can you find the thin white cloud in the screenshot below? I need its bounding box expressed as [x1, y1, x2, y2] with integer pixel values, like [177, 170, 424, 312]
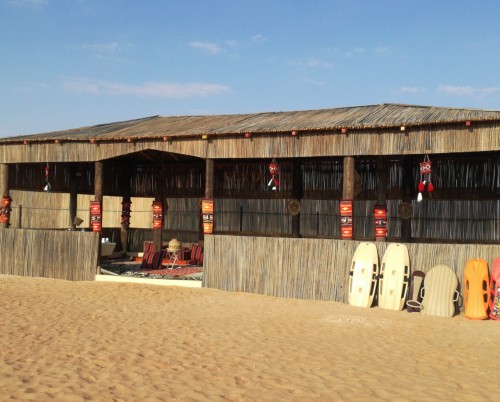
[344, 47, 366, 57]
[79, 42, 124, 60]
[225, 40, 238, 47]
[189, 41, 222, 54]
[251, 34, 267, 42]
[374, 46, 392, 56]
[7, 0, 47, 7]
[437, 85, 499, 98]
[290, 58, 334, 69]
[62, 78, 230, 98]
[301, 77, 327, 86]
[392, 86, 426, 94]
[344, 47, 391, 58]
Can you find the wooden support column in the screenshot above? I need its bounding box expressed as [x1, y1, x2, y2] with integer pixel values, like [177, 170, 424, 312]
[205, 158, 214, 199]
[119, 164, 133, 253]
[401, 157, 413, 242]
[342, 157, 356, 200]
[152, 199, 162, 252]
[375, 158, 388, 242]
[200, 158, 215, 240]
[93, 161, 104, 267]
[68, 165, 78, 230]
[94, 161, 103, 202]
[120, 196, 131, 252]
[341, 156, 356, 239]
[291, 160, 303, 238]
[152, 163, 166, 252]
[0, 163, 9, 229]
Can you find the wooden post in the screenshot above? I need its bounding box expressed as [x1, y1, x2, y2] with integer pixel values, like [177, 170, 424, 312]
[17, 205, 22, 228]
[152, 202, 162, 252]
[201, 158, 214, 240]
[205, 158, 214, 199]
[120, 196, 131, 252]
[401, 157, 413, 242]
[0, 163, 10, 229]
[341, 156, 356, 239]
[94, 161, 103, 202]
[375, 158, 388, 242]
[69, 166, 78, 230]
[342, 157, 356, 200]
[291, 160, 302, 237]
[152, 163, 165, 252]
[120, 164, 133, 253]
[239, 205, 244, 232]
[94, 161, 103, 265]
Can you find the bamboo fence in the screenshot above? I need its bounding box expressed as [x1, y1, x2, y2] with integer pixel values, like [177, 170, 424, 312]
[8, 191, 200, 230]
[203, 235, 500, 304]
[0, 228, 99, 281]
[7, 189, 500, 247]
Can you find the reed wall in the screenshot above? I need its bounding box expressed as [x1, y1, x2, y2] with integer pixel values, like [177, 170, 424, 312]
[1, 124, 500, 163]
[7, 190, 500, 247]
[8, 190, 201, 230]
[9, 154, 499, 201]
[0, 228, 99, 281]
[203, 235, 500, 304]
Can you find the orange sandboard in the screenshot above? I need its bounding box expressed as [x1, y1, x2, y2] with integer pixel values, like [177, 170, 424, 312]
[463, 258, 490, 320]
[489, 258, 500, 320]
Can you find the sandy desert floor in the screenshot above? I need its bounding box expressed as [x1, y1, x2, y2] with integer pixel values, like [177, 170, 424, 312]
[0, 275, 497, 402]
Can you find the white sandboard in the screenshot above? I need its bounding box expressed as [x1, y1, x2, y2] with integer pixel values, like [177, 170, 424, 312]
[420, 264, 459, 318]
[378, 243, 410, 311]
[348, 242, 379, 308]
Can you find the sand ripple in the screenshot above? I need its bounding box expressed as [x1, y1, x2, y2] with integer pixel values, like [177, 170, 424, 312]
[0, 275, 497, 401]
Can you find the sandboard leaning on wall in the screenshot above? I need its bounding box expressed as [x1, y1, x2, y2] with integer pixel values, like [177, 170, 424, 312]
[489, 258, 500, 320]
[420, 264, 459, 318]
[463, 258, 490, 320]
[378, 243, 410, 311]
[348, 242, 379, 308]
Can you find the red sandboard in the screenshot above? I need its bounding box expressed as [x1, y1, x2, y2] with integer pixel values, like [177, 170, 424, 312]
[489, 258, 500, 320]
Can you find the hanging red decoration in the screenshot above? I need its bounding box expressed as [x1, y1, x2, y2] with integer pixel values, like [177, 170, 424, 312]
[121, 200, 132, 225]
[417, 155, 434, 202]
[374, 205, 387, 238]
[152, 200, 163, 229]
[0, 195, 12, 225]
[44, 163, 51, 192]
[90, 200, 102, 233]
[268, 159, 280, 190]
[202, 199, 214, 234]
[340, 200, 353, 239]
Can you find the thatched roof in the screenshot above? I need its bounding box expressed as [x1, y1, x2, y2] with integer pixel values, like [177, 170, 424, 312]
[3, 103, 500, 144]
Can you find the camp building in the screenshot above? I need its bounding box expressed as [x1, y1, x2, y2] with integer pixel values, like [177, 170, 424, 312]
[0, 103, 499, 302]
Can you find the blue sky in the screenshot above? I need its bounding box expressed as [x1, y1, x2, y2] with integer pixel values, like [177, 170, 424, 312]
[2, 0, 500, 136]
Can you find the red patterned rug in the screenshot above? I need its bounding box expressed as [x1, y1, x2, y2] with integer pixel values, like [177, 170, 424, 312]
[143, 267, 203, 277]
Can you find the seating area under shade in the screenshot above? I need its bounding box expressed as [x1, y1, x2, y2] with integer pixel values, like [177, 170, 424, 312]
[138, 240, 204, 270]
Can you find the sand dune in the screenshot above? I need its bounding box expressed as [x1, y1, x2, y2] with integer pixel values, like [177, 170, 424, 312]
[0, 275, 497, 401]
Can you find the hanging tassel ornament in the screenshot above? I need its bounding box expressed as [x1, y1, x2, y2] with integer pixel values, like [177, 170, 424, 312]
[417, 155, 434, 202]
[267, 159, 280, 190]
[43, 163, 51, 192]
